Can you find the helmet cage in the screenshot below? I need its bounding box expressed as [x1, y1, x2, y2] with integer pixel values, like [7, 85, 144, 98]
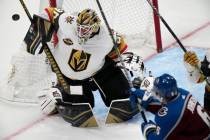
[77, 24, 95, 44]
[76, 8, 101, 44]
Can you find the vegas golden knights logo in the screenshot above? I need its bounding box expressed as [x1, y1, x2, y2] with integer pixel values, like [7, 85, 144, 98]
[68, 49, 91, 72]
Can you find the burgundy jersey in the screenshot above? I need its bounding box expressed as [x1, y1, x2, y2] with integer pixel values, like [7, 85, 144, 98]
[147, 88, 210, 140]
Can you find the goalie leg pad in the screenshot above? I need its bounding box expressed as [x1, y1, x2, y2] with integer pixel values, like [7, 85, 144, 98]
[105, 98, 138, 124]
[57, 102, 98, 127]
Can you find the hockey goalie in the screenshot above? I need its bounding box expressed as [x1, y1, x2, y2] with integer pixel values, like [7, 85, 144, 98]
[2, 7, 146, 127]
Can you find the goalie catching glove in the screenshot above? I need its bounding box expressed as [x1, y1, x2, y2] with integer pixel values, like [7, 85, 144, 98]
[117, 52, 145, 88]
[37, 87, 63, 115]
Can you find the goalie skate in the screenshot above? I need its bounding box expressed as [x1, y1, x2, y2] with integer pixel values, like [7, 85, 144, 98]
[56, 102, 98, 127]
[105, 98, 138, 124]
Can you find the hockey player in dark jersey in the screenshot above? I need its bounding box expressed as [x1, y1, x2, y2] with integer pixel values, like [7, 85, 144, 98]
[130, 73, 210, 140]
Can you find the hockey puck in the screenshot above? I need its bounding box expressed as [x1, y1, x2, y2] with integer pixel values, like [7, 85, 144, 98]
[12, 14, 20, 21]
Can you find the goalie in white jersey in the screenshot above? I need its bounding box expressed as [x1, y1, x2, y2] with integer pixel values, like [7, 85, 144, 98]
[23, 8, 144, 127]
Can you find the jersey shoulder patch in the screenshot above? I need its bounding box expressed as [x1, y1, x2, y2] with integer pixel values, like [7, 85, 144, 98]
[44, 7, 64, 23]
[57, 13, 77, 36]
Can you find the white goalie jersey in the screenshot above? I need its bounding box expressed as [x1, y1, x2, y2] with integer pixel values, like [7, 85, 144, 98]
[41, 8, 113, 80]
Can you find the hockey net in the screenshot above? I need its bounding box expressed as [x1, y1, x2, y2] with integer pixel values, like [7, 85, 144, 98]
[40, 0, 162, 52]
[0, 45, 56, 104]
[0, 0, 162, 104]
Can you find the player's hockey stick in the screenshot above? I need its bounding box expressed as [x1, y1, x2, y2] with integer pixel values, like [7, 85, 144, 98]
[145, 0, 187, 52]
[19, 0, 33, 22]
[95, 0, 147, 123]
[18, 0, 69, 93]
[145, 0, 210, 86]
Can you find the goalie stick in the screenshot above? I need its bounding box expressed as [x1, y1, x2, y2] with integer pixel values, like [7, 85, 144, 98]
[19, 0, 33, 22]
[95, 0, 147, 123]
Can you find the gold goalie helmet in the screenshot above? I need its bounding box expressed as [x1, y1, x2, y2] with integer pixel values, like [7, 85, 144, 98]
[76, 8, 101, 44]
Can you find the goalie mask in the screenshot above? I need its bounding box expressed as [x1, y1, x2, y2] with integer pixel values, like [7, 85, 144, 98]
[117, 52, 145, 88]
[76, 9, 101, 44]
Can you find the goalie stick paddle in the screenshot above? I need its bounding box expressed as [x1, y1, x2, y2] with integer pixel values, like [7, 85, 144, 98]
[95, 0, 147, 123]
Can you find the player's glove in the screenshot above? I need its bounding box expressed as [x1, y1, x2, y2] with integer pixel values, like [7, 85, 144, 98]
[37, 87, 63, 115]
[140, 76, 155, 92]
[130, 76, 155, 109]
[129, 88, 153, 110]
[129, 88, 144, 109]
[141, 120, 157, 139]
[184, 51, 199, 66]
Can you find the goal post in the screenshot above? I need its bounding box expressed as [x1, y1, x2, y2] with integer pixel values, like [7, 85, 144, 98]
[152, 0, 162, 53]
[44, 0, 162, 52]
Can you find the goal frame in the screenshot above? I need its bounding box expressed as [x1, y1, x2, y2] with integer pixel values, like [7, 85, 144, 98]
[48, 0, 163, 52]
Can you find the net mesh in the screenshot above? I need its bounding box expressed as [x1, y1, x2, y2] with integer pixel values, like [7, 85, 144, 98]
[0, 0, 161, 103]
